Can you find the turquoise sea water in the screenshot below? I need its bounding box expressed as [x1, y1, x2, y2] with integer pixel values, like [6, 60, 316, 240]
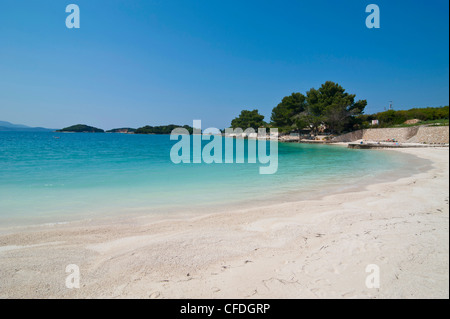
[0, 132, 423, 226]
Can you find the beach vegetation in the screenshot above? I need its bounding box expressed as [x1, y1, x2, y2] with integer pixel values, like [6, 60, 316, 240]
[356, 106, 449, 128]
[270, 93, 307, 129]
[230, 110, 266, 131]
[267, 81, 366, 134]
[231, 81, 448, 136]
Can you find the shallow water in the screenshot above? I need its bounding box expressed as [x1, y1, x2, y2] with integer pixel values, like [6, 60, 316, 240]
[0, 132, 426, 226]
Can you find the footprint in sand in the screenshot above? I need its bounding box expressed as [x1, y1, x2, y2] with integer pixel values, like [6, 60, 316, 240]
[376, 256, 388, 264]
[342, 290, 357, 298]
[149, 291, 161, 299]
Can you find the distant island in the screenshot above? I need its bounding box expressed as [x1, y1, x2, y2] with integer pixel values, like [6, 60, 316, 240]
[106, 128, 136, 133]
[135, 125, 194, 135]
[55, 124, 194, 134]
[57, 124, 104, 133]
[0, 121, 54, 132]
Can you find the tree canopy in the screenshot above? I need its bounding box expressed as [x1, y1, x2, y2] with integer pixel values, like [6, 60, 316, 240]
[230, 109, 266, 130]
[230, 82, 448, 135]
[269, 81, 367, 134]
[355, 106, 449, 128]
[304, 81, 367, 134]
[270, 93, 306, 129]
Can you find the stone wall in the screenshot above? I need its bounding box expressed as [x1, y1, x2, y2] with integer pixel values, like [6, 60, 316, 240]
[407, 126, 449, 144]
[331, 130, 364, 143]
[362, 127, 420, 142]
[332, 126, 449, 144]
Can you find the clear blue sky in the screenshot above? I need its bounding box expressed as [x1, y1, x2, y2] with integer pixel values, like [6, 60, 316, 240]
[0, 0, 448, 130]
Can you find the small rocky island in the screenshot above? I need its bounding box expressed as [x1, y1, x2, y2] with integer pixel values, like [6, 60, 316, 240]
[106, 128, 136, 133]
[135, 125, 193, 134]
[57, 124, 104, 133]
[56, 124, 194, 134]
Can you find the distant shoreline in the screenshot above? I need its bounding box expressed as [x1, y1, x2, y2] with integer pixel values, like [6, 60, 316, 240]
[3, 128, 449, 149]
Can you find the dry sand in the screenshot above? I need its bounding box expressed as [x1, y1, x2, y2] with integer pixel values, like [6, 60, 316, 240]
[0, 147, 448, 299]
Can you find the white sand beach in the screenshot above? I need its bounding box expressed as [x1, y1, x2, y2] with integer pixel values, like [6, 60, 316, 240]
[0, 147, 448, 299]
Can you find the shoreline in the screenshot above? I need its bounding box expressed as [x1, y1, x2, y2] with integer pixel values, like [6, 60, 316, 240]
[0, 147, 448, 298]
[0, 143, 432, 232]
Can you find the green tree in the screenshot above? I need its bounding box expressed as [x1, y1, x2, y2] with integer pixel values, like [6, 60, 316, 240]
[377, 110, 405, 125]
[270, 93, 306, 129]
[304, 81, 367, 134]
[231, 109, 266, 130]
[368, 106, 449, 127]
[294, 114, 323, 136]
